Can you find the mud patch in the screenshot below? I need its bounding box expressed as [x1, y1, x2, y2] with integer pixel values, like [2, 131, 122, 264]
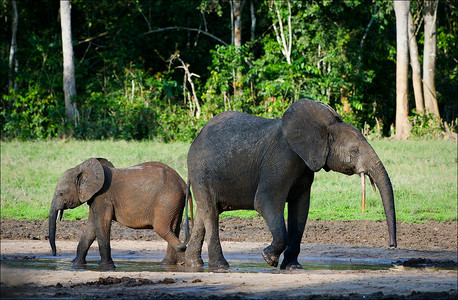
[2, 282, 457, 300]
[76, 276, 158, 286]
[2, 218, 457, 252]
[394, 258, 458, 268]
[1, 218, 457, 299]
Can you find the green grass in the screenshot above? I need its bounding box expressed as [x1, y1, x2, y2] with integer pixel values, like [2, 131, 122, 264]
[1, 140, 456, 223]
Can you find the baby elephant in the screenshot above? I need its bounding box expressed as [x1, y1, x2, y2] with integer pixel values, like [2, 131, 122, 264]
[48, 158, 189, 269]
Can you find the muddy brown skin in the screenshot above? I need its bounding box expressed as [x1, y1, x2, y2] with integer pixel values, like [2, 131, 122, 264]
[49, 158, 189, 269]
[185, 98, 396, 270]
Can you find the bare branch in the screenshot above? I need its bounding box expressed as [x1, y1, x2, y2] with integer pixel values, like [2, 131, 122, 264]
[170, 54, 202, 119]
[271, 1, 292, 64]
[143, 27, 228, 46]
[77, 31, 108, 45]
[134, 0, 152, 31]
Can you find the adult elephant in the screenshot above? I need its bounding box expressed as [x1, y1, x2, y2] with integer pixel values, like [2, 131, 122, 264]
[185, 99, 396, 270]
[49, 158, 190, 269]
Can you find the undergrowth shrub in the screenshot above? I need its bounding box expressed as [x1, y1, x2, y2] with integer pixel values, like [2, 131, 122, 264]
[1, 86, 66, 139]
[409, 112, 446, 139]
[72, 66, 202, 142]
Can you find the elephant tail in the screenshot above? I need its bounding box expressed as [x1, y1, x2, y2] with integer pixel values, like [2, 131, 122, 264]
[177, 180, 193, 251]
[187, 180, 194, 229]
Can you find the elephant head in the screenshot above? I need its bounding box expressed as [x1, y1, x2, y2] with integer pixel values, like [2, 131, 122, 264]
[282, 99, 397, 248]
[49, 158, 113, 255]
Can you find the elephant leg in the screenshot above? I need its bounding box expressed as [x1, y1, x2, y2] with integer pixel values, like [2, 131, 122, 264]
[161, 244, 179, 265]
[204, 207, 229, 269]
[154, 217, 183, 265]
[185, 206, 205, 267]
[72, 209, 96, 266]
[92, 204, 115, 269]
[255, 187, 288, 268]
[172, 216, 186, 265]
[186, 186, 229, 269]
[280, 176, 313, 270]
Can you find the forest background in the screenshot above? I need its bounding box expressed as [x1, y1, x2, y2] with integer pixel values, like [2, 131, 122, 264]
[1, 0, 457, 141]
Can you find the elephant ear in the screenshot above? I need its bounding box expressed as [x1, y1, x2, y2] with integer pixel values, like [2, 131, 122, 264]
[75, 158, 105, 203]
[96, 157, 115, 168]
[282, 99, 341, 172]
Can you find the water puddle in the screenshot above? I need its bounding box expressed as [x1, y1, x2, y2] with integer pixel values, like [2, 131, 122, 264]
[2, 256, 455, 273]
[0, 257, 394, 273]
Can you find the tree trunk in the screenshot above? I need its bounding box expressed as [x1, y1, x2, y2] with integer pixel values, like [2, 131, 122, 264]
[232, 0, 243, 48]
[271, 0, 292, 65]
[230, 0, 234, 45]
[408, 12, 425, 114]
[394, 1, 411, 140]
[232, 0, 244, 97]
[60, 0, 79, 125]
[8, 0, 18, 93]
[423, 0, 440, 118]
[250, 1, 256, 41]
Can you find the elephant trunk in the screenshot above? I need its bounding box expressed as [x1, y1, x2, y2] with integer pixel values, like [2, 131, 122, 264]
[368, 160, 397, 248]
[48, 200, 63, 256]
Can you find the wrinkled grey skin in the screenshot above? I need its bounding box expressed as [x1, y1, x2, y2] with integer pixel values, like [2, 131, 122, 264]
[185, 99, 396, 269]
[49, 158, 190, 269]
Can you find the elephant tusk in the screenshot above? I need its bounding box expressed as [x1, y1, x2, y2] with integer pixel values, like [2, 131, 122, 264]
[57, 209, 63, 222]
[360, 173, 366, 213]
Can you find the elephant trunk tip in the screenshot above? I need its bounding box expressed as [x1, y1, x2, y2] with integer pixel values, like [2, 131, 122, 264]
[390, 239, 397, 248]
[50, 238, 57, 256]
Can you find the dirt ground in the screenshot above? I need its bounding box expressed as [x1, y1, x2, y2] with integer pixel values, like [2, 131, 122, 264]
[1, 218, 457, 299]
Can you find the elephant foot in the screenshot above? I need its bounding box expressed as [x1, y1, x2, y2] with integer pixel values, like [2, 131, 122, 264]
[160, 258, 177, 266]
[185, 258, 204, 267]
[176, 252, 186, 265]
[208, 258, 229, 269]
[262, 248, 279, 268]
[280, 259, 303, 270]
[99, 259, 116, 270]
[72, 257, 87, 266]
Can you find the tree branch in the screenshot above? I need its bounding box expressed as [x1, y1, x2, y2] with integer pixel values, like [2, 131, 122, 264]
[169, 54, 202, 118]
[287, 0, 292, 61]
[272, 1, 291, 64]
[134, 1, 152, 31]
[77, 31, 108, 45]
[143, 27, 228, 46]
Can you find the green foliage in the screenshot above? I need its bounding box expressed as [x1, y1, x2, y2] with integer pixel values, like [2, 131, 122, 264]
[409, 112, 446, 139]
[1, 140, 456, 223]
[199, 1, 392, 129]
[0, 0, 456, 140]
[1, 86, 66, 139]
[73, 65, 203, 141]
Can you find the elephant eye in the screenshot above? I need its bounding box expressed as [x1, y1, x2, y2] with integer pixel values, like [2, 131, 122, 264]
[350, 147, 359, 155]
